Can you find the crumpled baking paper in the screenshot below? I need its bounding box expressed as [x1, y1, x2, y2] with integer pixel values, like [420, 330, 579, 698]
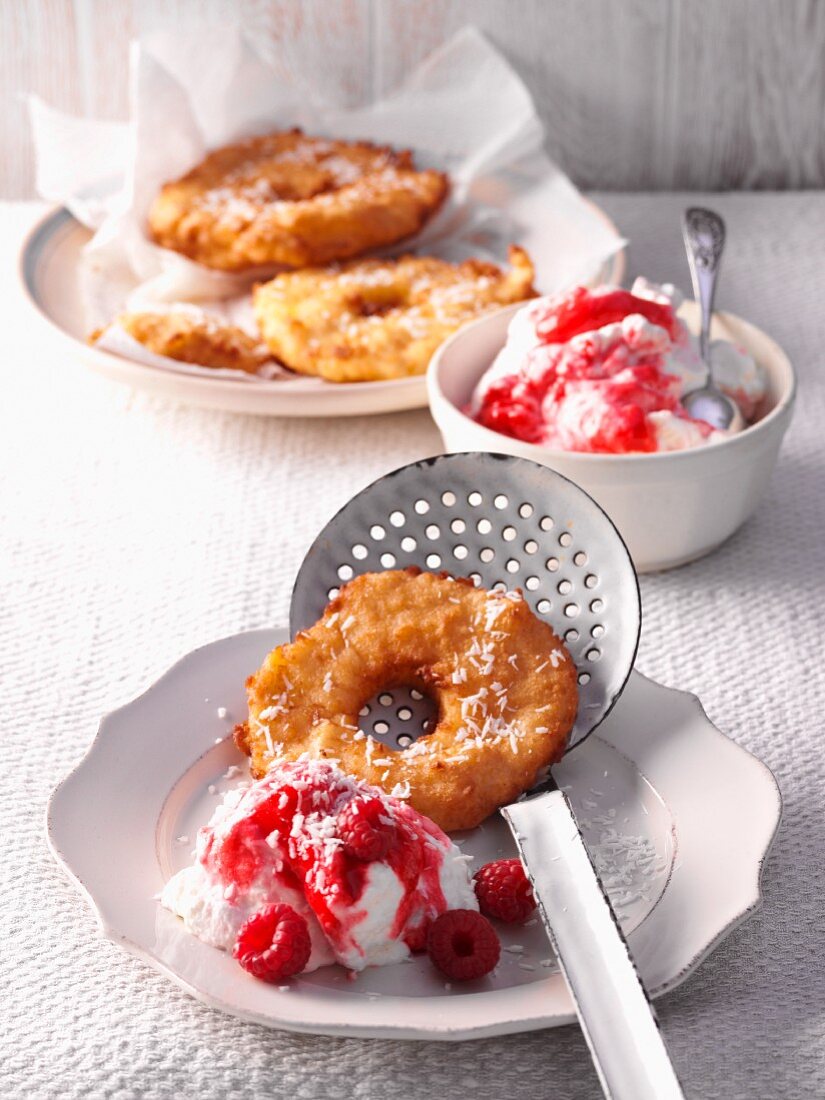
[30, 24, 624, 382]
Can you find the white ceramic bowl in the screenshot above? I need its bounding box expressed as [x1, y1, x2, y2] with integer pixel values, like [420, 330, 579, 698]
[428, 301, 796, 572]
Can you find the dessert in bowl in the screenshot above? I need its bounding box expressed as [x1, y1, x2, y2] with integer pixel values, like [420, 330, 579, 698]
[428, 281, 795, 571]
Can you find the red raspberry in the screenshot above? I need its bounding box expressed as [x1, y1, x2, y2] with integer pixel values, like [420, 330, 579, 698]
[337, 797, 396, 862]
[427, 909, 500, 981]
[473, 859, 536, 924]
[233, 903, 311, 982]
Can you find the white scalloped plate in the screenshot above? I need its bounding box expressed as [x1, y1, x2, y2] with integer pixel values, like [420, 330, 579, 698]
[47, 628, 780, 1040]
[20, 206, 624, 418]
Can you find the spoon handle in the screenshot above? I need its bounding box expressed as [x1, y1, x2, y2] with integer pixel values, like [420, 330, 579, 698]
[682, 207, 726, 372]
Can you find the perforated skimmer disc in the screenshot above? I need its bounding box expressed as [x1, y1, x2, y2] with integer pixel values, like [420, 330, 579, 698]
[290, 452, 641, 752]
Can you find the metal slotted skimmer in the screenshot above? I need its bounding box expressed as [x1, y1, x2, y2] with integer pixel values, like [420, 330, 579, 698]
[291, 452, 640, 749]
[290, 452, 684, 1100]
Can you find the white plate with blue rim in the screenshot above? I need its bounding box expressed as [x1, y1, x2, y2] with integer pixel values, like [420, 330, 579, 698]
[19, 203, 624, 419]
[46, 625, 780, 1040]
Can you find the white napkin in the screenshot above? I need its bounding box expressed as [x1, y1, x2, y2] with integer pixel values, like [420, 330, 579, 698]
[30, 24, 624, 377]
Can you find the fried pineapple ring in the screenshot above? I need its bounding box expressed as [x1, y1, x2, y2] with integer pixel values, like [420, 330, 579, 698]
[235, 569, 577, 832]
[148, 129, 448, 272]
[93, 311, 274, 374]
[252, 246, 537, 382]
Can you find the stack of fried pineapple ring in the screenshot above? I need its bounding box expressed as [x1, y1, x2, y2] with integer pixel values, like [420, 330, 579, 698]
[147, 129, 450, 272]
[89, 128, 539, 385]
[235, 569, 578, 832]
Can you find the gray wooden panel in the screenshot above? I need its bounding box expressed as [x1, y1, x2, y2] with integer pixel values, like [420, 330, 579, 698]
[373, 0, 825, 190]
[1, 0, 85, 199]
[665, 0, 825, 189]
[3, 0, 825, 198]
[372, 0, 672, 190]
[130, 0, 372, 106]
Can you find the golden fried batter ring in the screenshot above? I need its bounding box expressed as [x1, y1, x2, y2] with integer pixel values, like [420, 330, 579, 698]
[148, 129, 448, 272]
[252, 246, 537, 382]
[235, 569, 577, 832]
[94, 311, 274, 375]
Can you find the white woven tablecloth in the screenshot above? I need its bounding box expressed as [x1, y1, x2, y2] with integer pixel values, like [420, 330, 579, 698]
[3, 196, 823, 1099]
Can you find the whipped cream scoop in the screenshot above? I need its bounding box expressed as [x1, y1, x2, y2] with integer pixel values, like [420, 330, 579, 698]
[469, 277, 764, 454]
[162, 758, 476, 972]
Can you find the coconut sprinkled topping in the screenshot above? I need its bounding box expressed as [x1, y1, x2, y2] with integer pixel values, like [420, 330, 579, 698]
[403, 739, 432, 759]
[483, 600, 508, 632]
[259, 688, 291, 722]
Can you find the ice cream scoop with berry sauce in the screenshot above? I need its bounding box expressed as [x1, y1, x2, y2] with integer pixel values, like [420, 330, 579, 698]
[161, 759, 477, 973]
[470, 278, 766, 454]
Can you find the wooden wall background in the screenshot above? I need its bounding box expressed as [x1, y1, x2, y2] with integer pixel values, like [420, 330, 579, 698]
[4, 0, 825, 199]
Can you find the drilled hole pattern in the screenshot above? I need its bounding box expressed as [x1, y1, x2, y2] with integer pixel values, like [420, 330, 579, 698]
[359, 686, 438, 750]
[291, 454, 640, 750]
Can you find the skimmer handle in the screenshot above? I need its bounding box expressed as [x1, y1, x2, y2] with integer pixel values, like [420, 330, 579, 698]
[503, 786, 685, 1100]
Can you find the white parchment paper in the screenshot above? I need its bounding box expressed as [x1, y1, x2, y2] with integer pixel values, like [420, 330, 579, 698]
[30, 25, 624, 380]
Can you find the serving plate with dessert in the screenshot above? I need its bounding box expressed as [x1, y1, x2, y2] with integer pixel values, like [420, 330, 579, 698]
[21, 132, 623, 417]
[48, 456, 780, 1042]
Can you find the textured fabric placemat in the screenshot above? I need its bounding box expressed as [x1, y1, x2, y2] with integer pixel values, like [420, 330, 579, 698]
[2, 196, 822, 1099]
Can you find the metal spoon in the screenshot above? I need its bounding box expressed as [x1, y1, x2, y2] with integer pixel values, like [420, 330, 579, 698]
[681, 207, 744, 432]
